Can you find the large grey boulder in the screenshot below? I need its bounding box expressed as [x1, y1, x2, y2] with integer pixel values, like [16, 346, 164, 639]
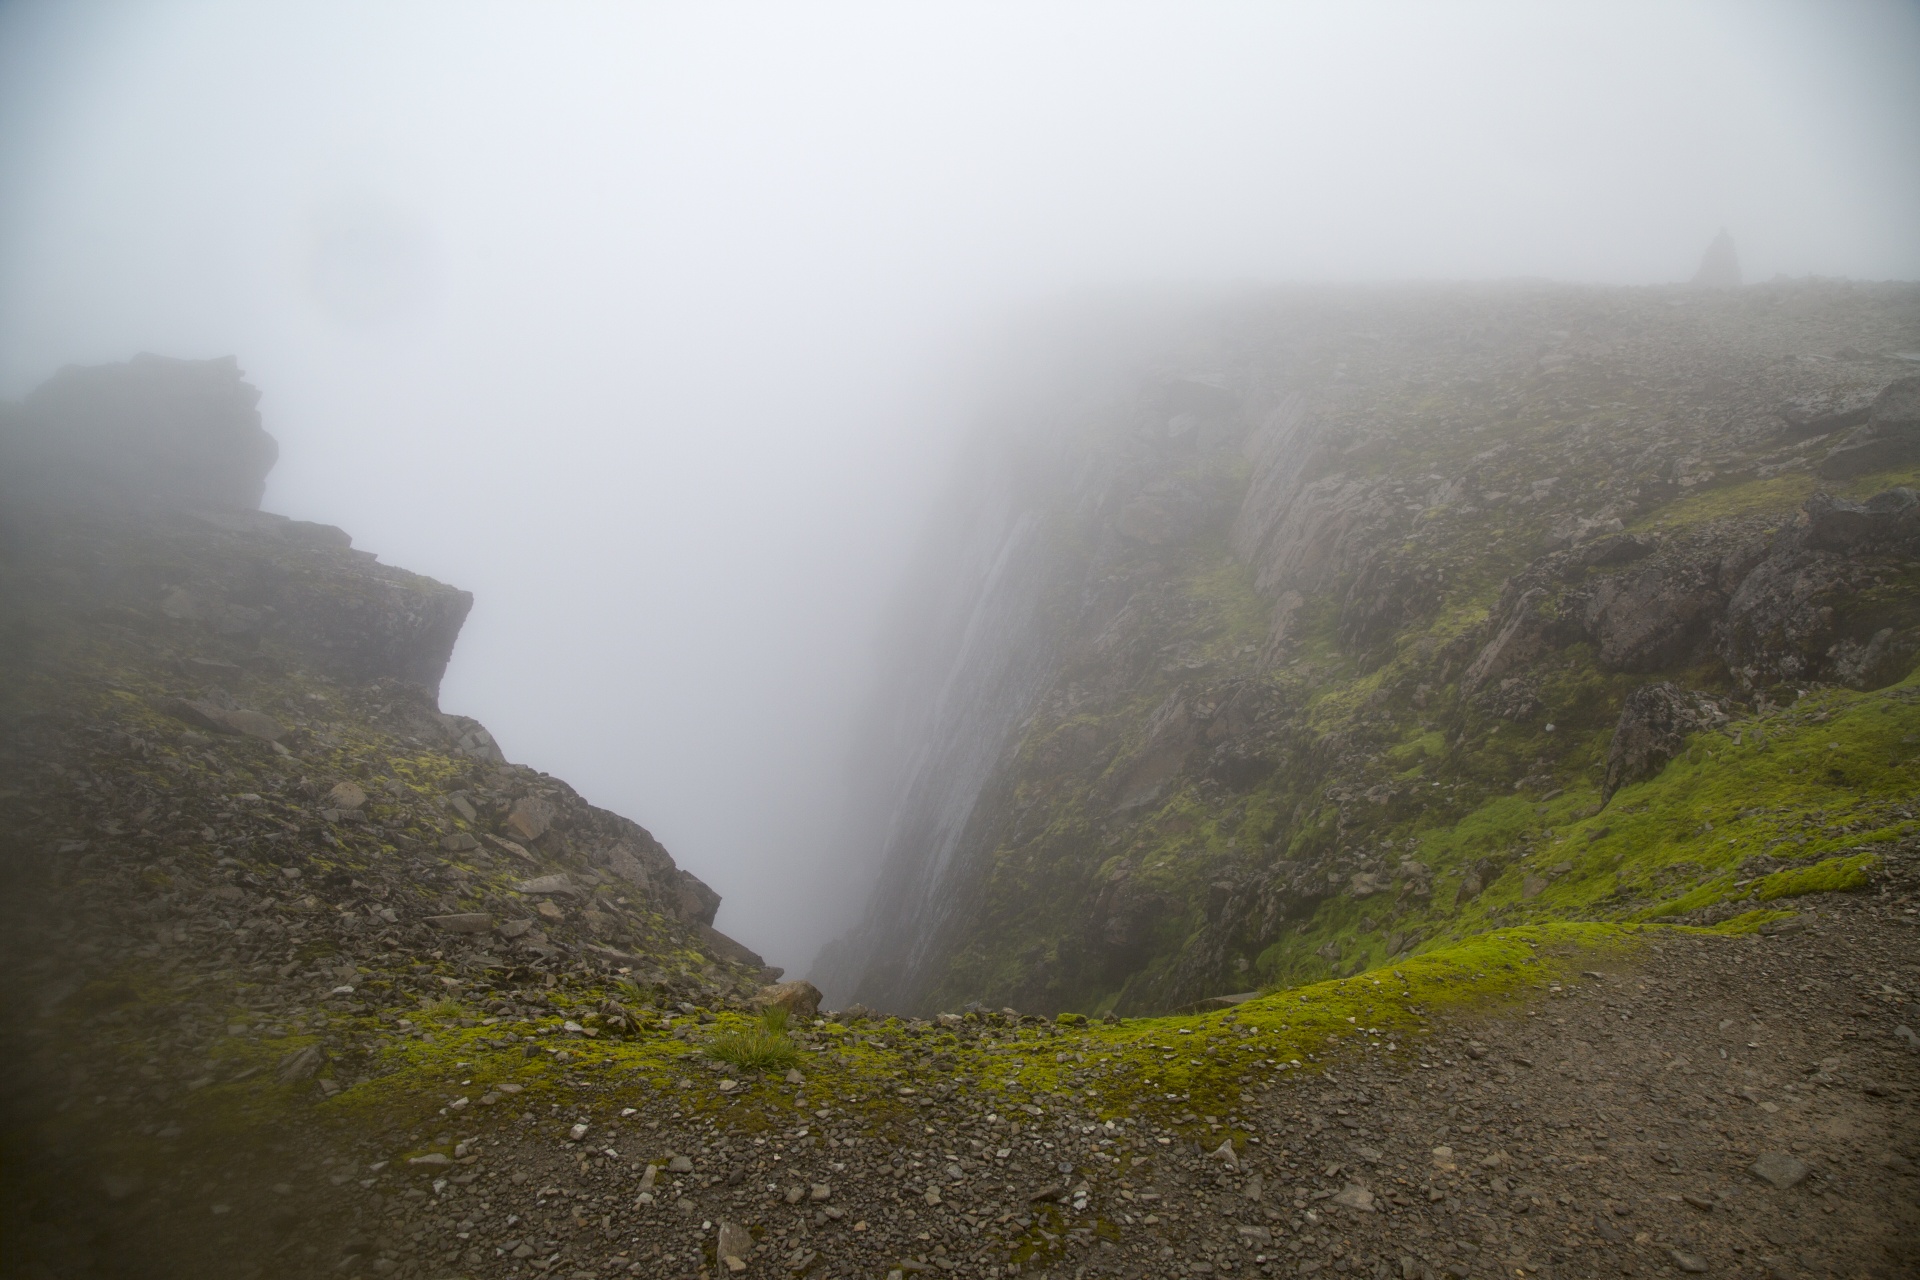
[1819, 376, 1920, 479]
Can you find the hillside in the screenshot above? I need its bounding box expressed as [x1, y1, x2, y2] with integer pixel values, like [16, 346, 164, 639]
[1, 297, 1916, 1280]
[816, 280, 1920, 1017]
[0, 356, 777, 1277]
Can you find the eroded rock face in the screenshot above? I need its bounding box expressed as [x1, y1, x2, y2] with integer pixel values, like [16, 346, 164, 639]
[1463, 488, 1920, 698]
[1582, 551, 1727, 672]
[1, 357, 474, 695]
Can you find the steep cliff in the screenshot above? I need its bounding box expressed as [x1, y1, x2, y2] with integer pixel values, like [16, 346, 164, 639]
[0, 357, 773, 1276]
[820, 280, 1920, 1016]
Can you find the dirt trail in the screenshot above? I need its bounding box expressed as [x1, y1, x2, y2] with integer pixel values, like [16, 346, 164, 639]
[224, 891, 1903, 1280]
[6, 889, 1914, 1280]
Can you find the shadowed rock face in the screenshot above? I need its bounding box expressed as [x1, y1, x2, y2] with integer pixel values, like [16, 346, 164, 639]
[0, 353, 278, 516]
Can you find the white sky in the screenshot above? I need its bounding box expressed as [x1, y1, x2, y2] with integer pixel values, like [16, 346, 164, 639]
[2, 0, 1917, 973]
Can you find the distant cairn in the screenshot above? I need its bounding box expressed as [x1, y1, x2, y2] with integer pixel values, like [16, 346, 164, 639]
[1690, 228, 1740, 288]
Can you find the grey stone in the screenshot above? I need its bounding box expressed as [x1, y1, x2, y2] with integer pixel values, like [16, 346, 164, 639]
[275, 1044, 324, 1084]
[717, 1220, 753, 1266]
[426, 913, 493, 934]
[514, 875, 580, 898]
[1330, 1185, 1375, 1212]
[504, 796, 554, 842]
[755, 980, 823, 1020]
[159, 697, 287, 742]
[1750, 1152, 1810, 1190]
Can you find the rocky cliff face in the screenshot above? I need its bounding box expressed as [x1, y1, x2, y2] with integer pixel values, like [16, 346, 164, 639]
[0, 358, 776, 1276]
[820, 280, 1920, 1016]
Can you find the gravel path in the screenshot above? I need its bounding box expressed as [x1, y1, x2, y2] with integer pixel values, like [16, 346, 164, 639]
[288, 888, 1914, 1280]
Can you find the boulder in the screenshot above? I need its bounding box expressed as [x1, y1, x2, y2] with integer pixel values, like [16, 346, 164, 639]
[157, 697, 286, 742]
[513, 874, 581, 898]
[716, 1221, 753, 1272]
[426, 913, 493, 934]
[698, 923, 768, 970]
[275, 1043, 325, 1084]
[754, 980, 822, 1020]
[1460, 588, 1550, 694]
[1796, 487, 1920, 553]
[1718, 492, 1920, 692]
[1603, 683, 1725, 803]
[1818, 377, 1920, 479]
[1329, 1184, 1376, 1212]
[504, 796, 555, 842]
[1581, 553, 1725, 672]
[1749, 1152, 1810, 1190]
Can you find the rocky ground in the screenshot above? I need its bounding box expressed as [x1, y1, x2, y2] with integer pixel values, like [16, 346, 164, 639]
[21, 880, 1911, 1280]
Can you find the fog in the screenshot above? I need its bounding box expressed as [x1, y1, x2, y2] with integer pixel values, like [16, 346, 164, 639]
[2, 1, 1917, 975]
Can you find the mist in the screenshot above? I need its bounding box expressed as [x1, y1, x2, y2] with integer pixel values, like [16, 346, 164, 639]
[2, 0, 1917, 976]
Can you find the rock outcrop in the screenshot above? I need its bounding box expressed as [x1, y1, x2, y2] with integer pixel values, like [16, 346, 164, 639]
[1602, 682, 1728, 802]
[1817, 375, 1920, 478]
[0, 353, 277, 516]
[0, 354, 761, 1005]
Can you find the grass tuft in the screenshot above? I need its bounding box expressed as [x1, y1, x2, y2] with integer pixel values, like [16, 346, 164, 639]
[705, 1007, 801, 1073]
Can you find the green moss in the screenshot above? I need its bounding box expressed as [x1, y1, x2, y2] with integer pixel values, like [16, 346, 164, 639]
[1632, 474, 1814, 531]
[1753, 852, 1879, 901]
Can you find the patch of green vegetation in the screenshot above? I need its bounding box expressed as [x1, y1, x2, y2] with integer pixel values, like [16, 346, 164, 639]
[1632, 474, 1814, 531]
[705, 1008, 803, 1073]
[1753, 852, 1879, 901]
